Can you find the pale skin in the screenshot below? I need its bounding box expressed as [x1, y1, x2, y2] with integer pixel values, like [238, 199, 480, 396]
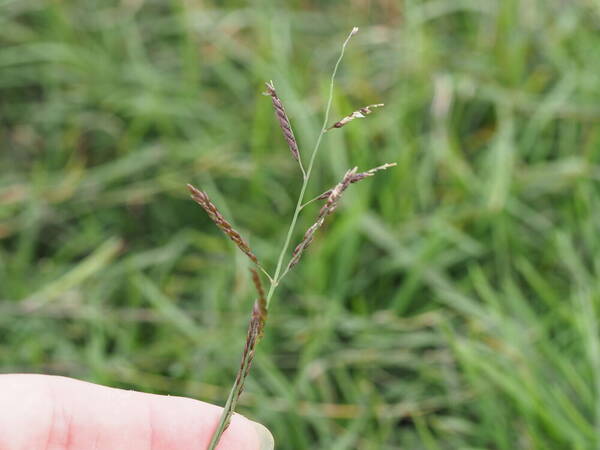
[0, 374, 273, 450]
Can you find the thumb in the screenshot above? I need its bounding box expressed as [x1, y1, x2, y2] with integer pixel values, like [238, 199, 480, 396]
[0, 374, 274, 450]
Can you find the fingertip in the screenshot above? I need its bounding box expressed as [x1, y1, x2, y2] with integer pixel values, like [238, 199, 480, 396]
[210, 411, 272, 450]
[138, 387, 267, 449]
[249, 420, 274, 450]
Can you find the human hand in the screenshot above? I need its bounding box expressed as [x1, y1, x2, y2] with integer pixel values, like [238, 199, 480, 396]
[0, 374, 273, 449]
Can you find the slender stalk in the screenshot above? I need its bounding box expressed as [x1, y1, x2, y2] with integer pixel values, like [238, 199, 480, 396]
[257, 265, 274, 284]
[299, 193, 324, 210]
[207, 27, 358, 450]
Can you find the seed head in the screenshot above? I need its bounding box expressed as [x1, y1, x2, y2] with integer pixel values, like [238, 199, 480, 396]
[250, 268, 267, 336]
[327, 103, 384, 131]
[187, 184, 259, 265]
[264, 81, 301, 162]
[316, 162, 397, 200]
[287, 168, 357, 270]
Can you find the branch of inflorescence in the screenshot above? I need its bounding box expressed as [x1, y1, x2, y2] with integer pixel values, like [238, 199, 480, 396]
[266, 26, 359, 305]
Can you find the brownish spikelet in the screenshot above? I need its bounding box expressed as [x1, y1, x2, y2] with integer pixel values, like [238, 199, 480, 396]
[220, 298, 263, 433]
[287, 168, 357, 270]
[319, 167, 356, 216]
[316, 162, 397, 200]
[231, 293, 268, 404]
[230, 312, 259, 405]
[327, 103, 384, 131]
[264, 81, 300, 162]
[250, 268, 267, 337]
[250, 268, 266, 311]
[187, 184, 258, 264]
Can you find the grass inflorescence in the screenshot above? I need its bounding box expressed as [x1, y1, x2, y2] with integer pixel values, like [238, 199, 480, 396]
[190, 27, 396, 449]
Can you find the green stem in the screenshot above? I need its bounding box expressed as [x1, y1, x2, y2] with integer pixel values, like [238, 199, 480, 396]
[207, 27, 358, 450]
[206, 357, 249, 449]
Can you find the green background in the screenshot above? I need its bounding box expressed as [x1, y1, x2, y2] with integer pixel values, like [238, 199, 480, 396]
[2, 0, 600, 448]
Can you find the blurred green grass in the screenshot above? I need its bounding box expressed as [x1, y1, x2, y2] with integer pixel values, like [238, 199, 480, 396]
[2, 0, 600, 448]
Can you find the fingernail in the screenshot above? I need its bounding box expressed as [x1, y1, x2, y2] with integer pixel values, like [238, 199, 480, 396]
[252, 421, 274, 450]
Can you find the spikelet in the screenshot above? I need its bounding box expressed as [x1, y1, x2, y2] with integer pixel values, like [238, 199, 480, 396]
[221, 268, 268, 431]
[187, 184, 259, 264]
[250, 268, 267, 337]
[264, 81, 300, 162]
[327, 103, 384, 131]
[287, 168, 357, 270]
[316, 162, 397, 200]
[227, 310, 260, 427]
